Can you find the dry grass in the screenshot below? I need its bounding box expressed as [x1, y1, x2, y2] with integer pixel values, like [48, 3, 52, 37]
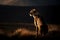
[0, 24, 60, 37]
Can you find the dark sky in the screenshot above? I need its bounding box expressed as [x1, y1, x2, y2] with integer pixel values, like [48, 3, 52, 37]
[0, 5, 60, 24]
[0, 0, 60, 30]
[0, 0, 60, 24]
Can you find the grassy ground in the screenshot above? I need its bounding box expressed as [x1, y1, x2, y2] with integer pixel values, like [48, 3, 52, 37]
[0, 31, 60, 40]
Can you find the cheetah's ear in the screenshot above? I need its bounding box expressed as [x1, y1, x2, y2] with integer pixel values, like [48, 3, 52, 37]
[30, 9, 36, 13]
[32, 9, 36, 11]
